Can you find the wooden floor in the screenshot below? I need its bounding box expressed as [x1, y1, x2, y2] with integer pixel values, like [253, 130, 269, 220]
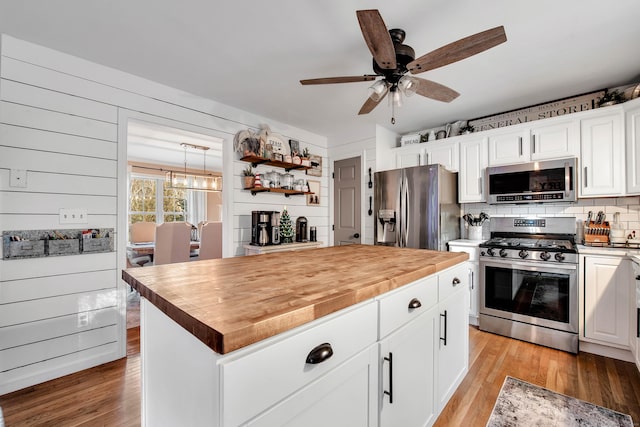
[1, 326, 639, 426]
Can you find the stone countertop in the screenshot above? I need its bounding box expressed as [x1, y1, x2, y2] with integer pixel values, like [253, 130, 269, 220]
[576, 244, 640, 258]
[122, 244, 468, 354]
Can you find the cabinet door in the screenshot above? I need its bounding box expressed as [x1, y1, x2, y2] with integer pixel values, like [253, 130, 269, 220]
[396, 145, 423, 168]
[626, 104, 640, 195]
[584, 256, 631, 347]
[488, 129, 530, 166]
[436, 286, 469, 410]
[247, 345, 378, 427]
[530, 120, 579, 161]
[424, 141, 459, 171]
[458, 138, 488, 202]
[379, 307, 437, 427]
[580, 113, 624, 197]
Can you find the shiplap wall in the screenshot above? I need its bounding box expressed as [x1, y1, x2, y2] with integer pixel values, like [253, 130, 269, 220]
[0, 34, 328, 394]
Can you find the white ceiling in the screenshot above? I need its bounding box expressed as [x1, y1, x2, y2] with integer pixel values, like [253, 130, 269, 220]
[1, 0, 640, 146]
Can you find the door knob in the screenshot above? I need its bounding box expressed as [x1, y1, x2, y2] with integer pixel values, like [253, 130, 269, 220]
[353, 233, 360, 239]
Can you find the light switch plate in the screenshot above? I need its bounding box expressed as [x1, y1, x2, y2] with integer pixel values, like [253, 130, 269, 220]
[59, 208, 88, 224]
[10, 169, 27, 188]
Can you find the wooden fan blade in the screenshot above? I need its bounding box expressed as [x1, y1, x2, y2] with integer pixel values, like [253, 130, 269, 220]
[300, 75, 378, 85]
[358, 93, 386, 115]
[407, 26, 507, 74]
[356, 9, 397, 70]
[413, 77, 460, 103]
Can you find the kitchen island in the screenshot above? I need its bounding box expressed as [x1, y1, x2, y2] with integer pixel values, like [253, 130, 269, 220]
[123, 244, 469, 427]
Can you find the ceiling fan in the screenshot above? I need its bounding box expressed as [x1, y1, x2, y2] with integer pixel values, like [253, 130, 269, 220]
[300, 9, 507, 124]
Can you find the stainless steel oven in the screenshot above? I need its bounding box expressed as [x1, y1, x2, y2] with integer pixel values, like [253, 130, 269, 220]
[479, 217, 579, 353]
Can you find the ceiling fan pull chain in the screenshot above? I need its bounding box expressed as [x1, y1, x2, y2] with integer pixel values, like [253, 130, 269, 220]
[391, 101, 396, 124]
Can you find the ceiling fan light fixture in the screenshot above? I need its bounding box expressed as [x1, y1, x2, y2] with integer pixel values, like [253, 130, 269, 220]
[398, 75, 418, 97]
[368, 80, 388, 102]
[389, 85, 402, 108]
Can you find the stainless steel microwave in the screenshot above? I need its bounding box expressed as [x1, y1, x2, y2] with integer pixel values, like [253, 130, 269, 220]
[486, 157, 577, 204]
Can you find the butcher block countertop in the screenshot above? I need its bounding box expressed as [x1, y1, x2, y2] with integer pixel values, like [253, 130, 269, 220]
[122, 244, 468, 354]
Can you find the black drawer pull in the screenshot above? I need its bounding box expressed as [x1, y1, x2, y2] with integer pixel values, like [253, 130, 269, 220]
[408, 298, 422, 309]
[305, 342, 333, 364]
[452, 277, 461, 286]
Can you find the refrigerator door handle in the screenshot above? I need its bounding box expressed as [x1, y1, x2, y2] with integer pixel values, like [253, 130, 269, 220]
[403, 173, 410, 247]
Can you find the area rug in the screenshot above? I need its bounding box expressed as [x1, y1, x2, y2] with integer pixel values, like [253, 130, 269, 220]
[486, 376, 633, 427]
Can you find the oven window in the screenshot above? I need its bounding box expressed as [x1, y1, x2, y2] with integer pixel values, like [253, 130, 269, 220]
[485, 266, 570, 323]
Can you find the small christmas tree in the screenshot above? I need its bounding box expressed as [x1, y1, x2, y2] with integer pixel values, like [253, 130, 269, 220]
[280, 207, 294, 243]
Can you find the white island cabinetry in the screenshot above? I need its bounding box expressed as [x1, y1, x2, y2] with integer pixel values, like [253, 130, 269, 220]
[133, 256, 469, 427]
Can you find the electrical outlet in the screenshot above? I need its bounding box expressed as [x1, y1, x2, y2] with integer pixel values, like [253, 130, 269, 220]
[10, 169, 27, 188]
[59, 208, 88, 224]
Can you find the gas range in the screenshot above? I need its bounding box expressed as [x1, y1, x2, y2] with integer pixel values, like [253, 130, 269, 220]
[479, 217, 578, 264]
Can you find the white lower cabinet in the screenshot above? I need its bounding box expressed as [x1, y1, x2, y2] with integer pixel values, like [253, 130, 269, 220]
[378, 263, 469, 427]
[583, 255, 631, 348]
[447, 241, 481, 325]
[379, 307, 437, 427]
[436, 265, 470, 410]
[247, 345, 379, 427]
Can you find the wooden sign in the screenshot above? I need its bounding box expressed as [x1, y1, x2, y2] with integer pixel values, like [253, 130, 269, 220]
[468, 90, 605, 132]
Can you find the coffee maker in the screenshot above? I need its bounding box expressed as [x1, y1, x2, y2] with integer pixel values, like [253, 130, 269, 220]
[295, 216, 308, 242]
[251, 211, 280, 246]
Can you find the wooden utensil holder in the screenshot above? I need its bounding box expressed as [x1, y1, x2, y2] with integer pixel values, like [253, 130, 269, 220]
[584, 221, 610, 244]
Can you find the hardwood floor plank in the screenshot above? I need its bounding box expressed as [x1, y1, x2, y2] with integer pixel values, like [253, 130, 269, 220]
[2, 325, 639, 426]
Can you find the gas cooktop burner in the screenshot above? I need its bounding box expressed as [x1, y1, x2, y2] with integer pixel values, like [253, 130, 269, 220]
[482, 237, 574, 251]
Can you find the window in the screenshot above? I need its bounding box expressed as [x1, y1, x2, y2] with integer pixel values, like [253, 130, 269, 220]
[129, 176, 191, 224]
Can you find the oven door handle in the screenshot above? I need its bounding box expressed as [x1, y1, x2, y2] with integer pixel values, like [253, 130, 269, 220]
[480, 258, 577, 272]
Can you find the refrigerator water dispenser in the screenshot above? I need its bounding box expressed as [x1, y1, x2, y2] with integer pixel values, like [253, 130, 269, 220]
[377, 209, 396, 243]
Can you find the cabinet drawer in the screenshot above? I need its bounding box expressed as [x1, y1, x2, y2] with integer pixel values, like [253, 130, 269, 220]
[378, 275, 438, 339]
[439, 264, 468, 301]
[448, 244, 480, 261]
[220, 300, 377, 427]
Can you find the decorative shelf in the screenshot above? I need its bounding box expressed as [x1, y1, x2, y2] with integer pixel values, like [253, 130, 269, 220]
[246, 187, 314, 197]
[241, 155, 311, 172]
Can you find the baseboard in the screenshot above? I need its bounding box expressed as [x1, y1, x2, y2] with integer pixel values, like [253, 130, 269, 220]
[579, 341, 634, 363]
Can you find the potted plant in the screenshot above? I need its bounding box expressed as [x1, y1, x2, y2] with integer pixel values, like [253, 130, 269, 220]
[459, 124, 475, 134]
[242, 165, 255, 189]
[301, 147, 311, 167]
[597, 89, 625, 107]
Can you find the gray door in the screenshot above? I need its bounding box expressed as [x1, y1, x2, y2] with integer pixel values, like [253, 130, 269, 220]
[334, 157, 361, 245]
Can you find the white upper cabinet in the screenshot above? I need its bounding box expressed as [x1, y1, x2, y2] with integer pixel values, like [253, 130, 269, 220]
[580, 111, 624, 197]
[395, 144, 423, 168]
[458, 137, 488, 203]
[424, 140, 459, 171]
[395, 140, 459, 171]
[530, 120, 580, 161]
[487, 128, 530, 166]
[488, 119, 579, 166]
[625, 99, 640, 195]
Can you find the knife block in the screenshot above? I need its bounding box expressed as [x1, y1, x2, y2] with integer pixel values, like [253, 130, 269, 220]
[584, 221, 609, 244]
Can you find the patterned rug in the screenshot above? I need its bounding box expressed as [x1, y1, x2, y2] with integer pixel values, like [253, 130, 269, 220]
[486, 376, 633, 427]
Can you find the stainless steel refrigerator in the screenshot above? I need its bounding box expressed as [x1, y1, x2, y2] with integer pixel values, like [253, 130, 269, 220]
[374, 164, 459, 251]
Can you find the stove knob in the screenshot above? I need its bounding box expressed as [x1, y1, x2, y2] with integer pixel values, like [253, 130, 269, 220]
[487, 248, 496, 257]
[539, 251, 551, 261]
[518, 250, 529, 259]
[499, 249, 508, 258]
[554, 252, 565, 262]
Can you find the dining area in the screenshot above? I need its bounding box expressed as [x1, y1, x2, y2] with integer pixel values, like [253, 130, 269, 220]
[126, 221, 222, 267]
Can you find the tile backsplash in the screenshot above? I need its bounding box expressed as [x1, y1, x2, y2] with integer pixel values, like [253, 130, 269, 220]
[461, 196, 640, 240]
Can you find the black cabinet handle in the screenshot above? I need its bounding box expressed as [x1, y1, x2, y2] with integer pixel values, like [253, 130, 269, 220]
[383, 352, 393, 403]
[353, 233, 360, 239]
[305, 343, 333, 364]
[408, 298, 422, 309]
[368, 168, 373, 188]
[452, 277, 461, 286]
[440, 310, 448, 346]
